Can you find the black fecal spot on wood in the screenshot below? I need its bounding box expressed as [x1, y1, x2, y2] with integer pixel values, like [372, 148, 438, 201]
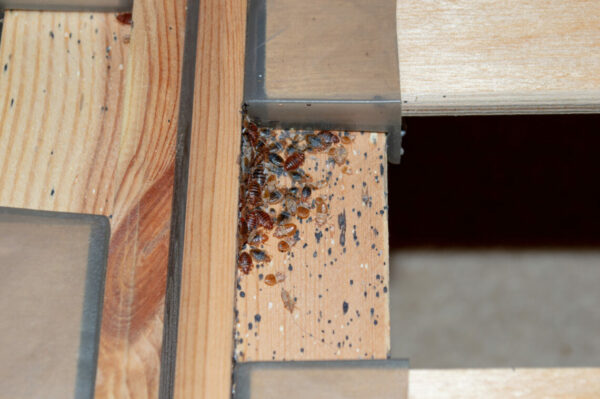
[10, 98, 14, 107]
[343, 301, 349, 314]
[248, 322, 253, 330]
[239, 291, 245, 297]
[374, 320, 378, 325]
[349, 279, 353, 285]
[383, 286, 388, 293]
[3, 64, 7, 72]
[362, 181, 367, 187]
[380, 163, 384, 176]
[327, 248, 332, 255]
[357, 211, 361, 218]
[315, 230, 323, 243]
[288, 264, 293, 271]
[370, 307, 375, 316]
[50, 188, 55, 196]
[338, 210, 346, 246]
[254, 314, 261, 322]
[313, 251, 317, 258]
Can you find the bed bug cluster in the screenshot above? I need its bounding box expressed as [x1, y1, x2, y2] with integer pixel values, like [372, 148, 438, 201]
[236, 116, 354, 279]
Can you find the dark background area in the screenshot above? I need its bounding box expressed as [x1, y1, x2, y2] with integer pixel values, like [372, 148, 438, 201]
[388, 115, 600, 248]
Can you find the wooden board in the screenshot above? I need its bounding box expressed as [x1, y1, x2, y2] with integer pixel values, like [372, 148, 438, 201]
[410, 369, 600, 399]
[234, 132, 390, 361]
[0, 2, 186, 398]
[172, 0, 247, 398]
[398, 0, 600, 115]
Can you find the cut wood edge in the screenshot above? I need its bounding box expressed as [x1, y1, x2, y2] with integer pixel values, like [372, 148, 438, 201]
[410, 368, 600, 399]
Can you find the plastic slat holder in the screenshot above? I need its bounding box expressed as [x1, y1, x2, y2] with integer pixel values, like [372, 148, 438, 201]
[233, 360, 409, 399]
[244, 0, 404, 163]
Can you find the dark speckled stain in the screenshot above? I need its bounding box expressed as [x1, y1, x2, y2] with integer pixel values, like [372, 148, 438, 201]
[314, 230, 323, 244]
[343, 301, 349, 314]
[49, 31, 54, 39]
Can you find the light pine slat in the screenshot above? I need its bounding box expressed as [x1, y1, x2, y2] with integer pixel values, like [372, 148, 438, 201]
[398, 0, 600, 115]
[0, 2, 186, 398]
[410, 369, 600, 399]
[173, 0, 247, 398]
[234, 133, 391, 362]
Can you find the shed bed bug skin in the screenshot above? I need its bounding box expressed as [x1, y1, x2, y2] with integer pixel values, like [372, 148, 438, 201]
[281, 288, 295, 313]
[250, 249, 271, 263]
[274, 223, 297, 238]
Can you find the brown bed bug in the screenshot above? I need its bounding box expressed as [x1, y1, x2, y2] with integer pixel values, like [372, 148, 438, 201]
[246, 211, 259, 231]
[245, 181, 262, 206]
[301, 185, 312, 202]
[256, 209, 273, 229]
[296, 206, 310, 219]
[116, 12, 133, 25]
[252, 166, 266, 186]
[284, 152, 305, 171]
[267, 190, 284, 205]
[274, 223, 297, 238]
[276, 211, 292, 225]
[278, 240, 290, 252]
[281, 288, 295, 313]
[248, 209, 272, 230]
[268, 152, 284, 167]
[238, 252, 253, 274]
[264, 273, 277, 286]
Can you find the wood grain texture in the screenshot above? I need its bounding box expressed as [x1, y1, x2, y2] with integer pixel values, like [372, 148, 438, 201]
[173, 1, 246, 398]
[234, 133, 390, 362]
[398, 0, 600, 115]
[0, 2, 186, 398]
[410, 369, 600, 399]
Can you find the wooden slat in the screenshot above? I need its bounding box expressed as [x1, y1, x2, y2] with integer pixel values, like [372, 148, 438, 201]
[234, 133, 390, 362]
[0, 2, 186, 398]
[410, 369, 600, 399]
[173, 0, 246, 398]
[398, 0, 600, 115]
